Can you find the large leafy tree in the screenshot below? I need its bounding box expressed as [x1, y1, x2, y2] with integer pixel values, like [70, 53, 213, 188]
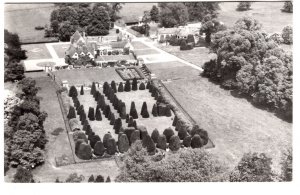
[86, 6, 110, 36]
[184, 2, 220, 22]
[150, 5, 159, 22]
[282, 25, 293, 45]
[200, 14, 226, 43]
[158, 3, 189, 28]
[236, 2, 252, 11]
[282, 1, 293, 13]
[58, 21, 77, 41]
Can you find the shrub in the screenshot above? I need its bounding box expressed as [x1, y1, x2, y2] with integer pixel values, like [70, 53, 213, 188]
[65, 173, 84, 183]
[129, 101, 138, 119]
[128, 117, 134, 127]
[178, 127, 188, 140]
[103, 132, 113, 148]
[75, 139, 85, 155]
[163, 127, 175, 143]
[132, 120, 137, 129]
[116, 29, 120, 33]
[51, 127, 64, 136]
[139, 82, 146, 90]
[124, 127, 135, 144]
[110, 113, 115, 125]
[88, 175, 95, 182]
[95, 175, 105, 182]
[107, 138, 117, 155]
[165, 106, 172, 117]
[282, 25, 293, 44]
[142, 134, 156, 155]
[67, 106, 76, 119]
[146, 81, 150, 89]
[120, 104, 126, 119]
[280, 148, 292, 181]
[151, 104, 158, 117]
[88, 107, 95, 121]
[103, 82, 109, 95]
[76, 142, 92, 160]
[95, 108, 102, 121]
[114, 118, 122, 134]
[183, 135, 192, 147]
[80, 85, 84, 95]
[141, 102, 150, 118]
[236, 2, 251, 11]
[137, 125, 148, 140]
[94, 141, 105, 156]
[106, 176, 111, 182]
[90, 135, 101, 149]
[151, 129, 159, 143]
[282, 1, 293, 13]
[69, 86, 78, 98]
[118, 82, 124, 92]
[169, 135, 181, 151]
[130, 130, 141, 144]
[124, 80, 131, 92]
[186, 34, 195, 45]
[73, 131, 88, 143]
[77, 104, 83, 115]
[157, 134, 167, 150]
[111, 81, 117, 93]
[118, 134, 130, 153]
[13, 166, 34, 183]
[132, 78, 138, 91]
[104, 105, 111, 118]
[125, 114, 130, 123]
[172, 115, 178, 126]
[191, 135, 203, 149]
[91, 82, 96, 95]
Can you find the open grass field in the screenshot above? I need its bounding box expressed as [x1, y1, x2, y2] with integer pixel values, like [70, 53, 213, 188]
[52, 43, 71, 58]
[131, 41, 152, 49]
[147, 61, 201, 80]
[22, 43, 52, 60]
[118, 3, 156, 21]
[53, 68, 123, 85]
[134, 48, 160, 56]
[5, 4, 56, 43]
[164, 77, 292, 172]
[218, 2, 293, 34]
[156, 44, 216, 68]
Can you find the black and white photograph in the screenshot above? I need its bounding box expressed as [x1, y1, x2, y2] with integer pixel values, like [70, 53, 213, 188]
[2, 0, 298, 193]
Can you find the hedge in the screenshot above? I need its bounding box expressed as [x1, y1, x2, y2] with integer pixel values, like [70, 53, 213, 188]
[157, 134, 167, 150]
[163, 127, 175, 143]
[77, 142, 92, 160]
[183, 135, 192, 147]
[169, 135, 181, 151]
[191, 135, 203, 149]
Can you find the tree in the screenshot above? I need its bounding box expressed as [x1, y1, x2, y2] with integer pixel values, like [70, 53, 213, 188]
[58, 21, 77, 41]
[184, 2, 219, 22]
[111, 80, 117, 93]
[89, 135, 101, 149]
[124, 127, 136, 144]
[191, 135, 203, 149]
[151, 104, 158, 117]
[13, 166, 34, 183]
[169, 135, 181, 151]
[76, 142, 92, 160]
[151, 129, 159, 143]
[142, 134, 156, 155]
[236, 2, 252, 11]
[95, 175, 105, 183]
[158, 3, 189, 28]
[130, 130, 141, 144]
[280, 148, 292, 181]
[200, 14, 226, 44]
[163, 127, 175, 143]
[178, 127, 188, 140]
[103, 132, 113, 148]
[141, 102, 150, 118]
[157, 134, 167, 150]
[165, 106, 172, 117]
[129, 102, 138, 119]
[139, 82, 146, 90]
[65, 173, 84, 183]
[118, 134, 130, 153]
[94, 141, 105, 156]
[88, 107, 95, 121]
[80, 85, 84, 95]
[4, 29, 27, 61]
[183, 135, 192, 147]
[86, 6, 110, 36]
[150, 5, 159, 22]
[118, 82, 124, 92]
[107, 138, 117, 155]
[95, 108, 102, 121]
[282, 26, 293, 44]
[106, 176, 111, 182]
[114, 118, 122, 134]
[124, 80, 131, 92]
[68, 86, 78, 98]
[132, 78, 138, 91]
[229, 153, 274, 182]
[91, 82, 96, 95]
[88, 175, 95, 182]
[282, 1, 293, 13]
[67, 106, 76, 119]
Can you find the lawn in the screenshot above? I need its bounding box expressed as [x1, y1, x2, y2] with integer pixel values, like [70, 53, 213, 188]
[4, 4, 56, 43]
[118, 3, 156, 21]
[131, 41, 151, 50]
[22, 43, 52, 60]
[53, 68, 123, 86]
[218, 2, 293, 34]
[156, 44, 216, 69]
[134, 49, 160, 56]
[147, 61, 201, 80]
[164, 77, 292, 172]
[52, 43, 71, 58]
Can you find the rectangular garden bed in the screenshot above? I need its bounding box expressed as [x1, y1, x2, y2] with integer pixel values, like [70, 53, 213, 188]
[115, 66, 145, 80]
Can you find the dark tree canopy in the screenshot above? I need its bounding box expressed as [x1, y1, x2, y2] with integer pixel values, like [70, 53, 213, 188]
[184, 2, 219, 22]
[282, 1, 293, 13]
[158, 3, 189, 28]
[150, 5, 159, 22]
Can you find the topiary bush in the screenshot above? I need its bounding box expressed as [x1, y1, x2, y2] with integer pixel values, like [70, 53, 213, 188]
[88, 175, 95, 182]
[77, 142, 92, 160]
[118, 82, 124, 92]
[142, 134, 156, 155]
[95, 175, 104, 182]
[114, 118, 122, 134]
[132, 120, 137, 129]
[165, 106, 172, 117]
[157, 134, 167, 150]
[151, 104, 158, 117]
[110, 113, 115, 125]
[132, 78, 138, 91]
[151, 129, 159, 143]
[128, 116, 134, 127]
[73, 131, 88, 143]
[163, 127, 175, 143]
[141, 101, 150, 118]
[191, 135, 203, 149]
[124, 127, 135, 144]
[106, 138, 117, 155]
[183, 135, 192, 147]
[69, 86, 78, 98]
[137, 125, 148, 140]
[88, 107, 95, 121]
[124, 80, 131, 92]
[172, 115, 178, 126]
[103, 132, 113, 148]
[95, 108, 102, 121]
[91, 82, 96, 95]
[169, 135, 181, 151]
[80, 85, 84, 95]
[104, 105, 111, 118]
[130, 130, 141, 144]
[139, 82, 146, 90]
[120, 103, 126, 119]
[94, 141, 105, 156]
[90, 135, 101, 149]
[178, 127, 188, 140]
[111, 80, 117, 93]
[129, 101, 138, 119]
[67, 106, 76, 119]
[118, 134, 130, 153]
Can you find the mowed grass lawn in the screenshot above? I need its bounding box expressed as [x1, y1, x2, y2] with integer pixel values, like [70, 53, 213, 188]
[164, 77, 292, 172]
[131, 41, 151, 50]
[54, 68, 123, 85]
[218, 2, 293, 34]
[5, 4, 55, 43]
[134, 48, 160, 56]
[147, 61, 201, 80]
[52, 43, 71, 58]
[22, 43, 52, 60]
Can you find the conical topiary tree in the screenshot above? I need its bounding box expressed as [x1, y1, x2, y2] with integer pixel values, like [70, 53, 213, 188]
[124, 80, 131, 92]
[142, 134, 156, 155]
[82, 120, 89, 131]
[146, 81, 150, 89]
[69, 86, 78, 98]
[178, 127, 188, 140]
[91, 82, 96, 95]
[151, 104, 158, 117]
[106, 176, 111, 182]
[124, 127, 135, 144]
[103, 132, 113, 148]
[75, 139, 86, 155]
[80, 85, 84, 95]
[95, 108, 102, 121]
[118, 134, 130, 153]
[125, 114, 130, 123]
[76, 142, 92, 160]
[95, 175, 104, 183]
[114, 118, 122, 134]
[172, 115, 178, 126]
[110, 113, 115, 125]
[128, 117, 134, 127]
[118, 82, 124, 92]
[104, 105, 111, 118]
[94, 141, 105, 156]
[88, 175, 95, 182]
[139, 82, 146, 90]
[132, 120, 137, 129]
[77, 105, 83, 115]
[132, 78, 138, 91]
[88, 107, 95, 121]
[183, 135, 192, 147]
[138, 125, 148, 140]
[141, 102, 149, 118]
[67, 106, 76, 119]
[107, 138, 117, 155]
[157, 134, 167, 150]
[130, 130, 141, 144]
[165, 106, 172, 117]
[120, 103, 126, 119]
[129, 101, 138, 119]
[169, 135, 181, 151]
[94, 91, 100, 101]
[151, 129, 159, 143]
[103, 82, 109, 95]
[191, 134, 203, 149]
[163, 127, 175, 143]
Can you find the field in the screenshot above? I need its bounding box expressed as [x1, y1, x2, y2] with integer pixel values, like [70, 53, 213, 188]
[22, 43, 52, 60]
[218, 2, 293, 34]
[53, 68, 124, 85]
[134, 49, 160, 56]
[131, 41, 151, 49]
[52, 43, 71, 58]
[4, 4, 56, 43]
[118, 3, 156, 21]
[164, 77, 292, 172]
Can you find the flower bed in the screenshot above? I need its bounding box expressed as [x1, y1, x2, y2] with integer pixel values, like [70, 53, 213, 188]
[115, 67, 145, 81]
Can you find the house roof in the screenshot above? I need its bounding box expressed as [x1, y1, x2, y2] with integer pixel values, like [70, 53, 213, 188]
[70, 30, 83, 44]
[157, 28, 179, 35]
[95, 53, 135, 62]
[110, 41, 128, 49]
